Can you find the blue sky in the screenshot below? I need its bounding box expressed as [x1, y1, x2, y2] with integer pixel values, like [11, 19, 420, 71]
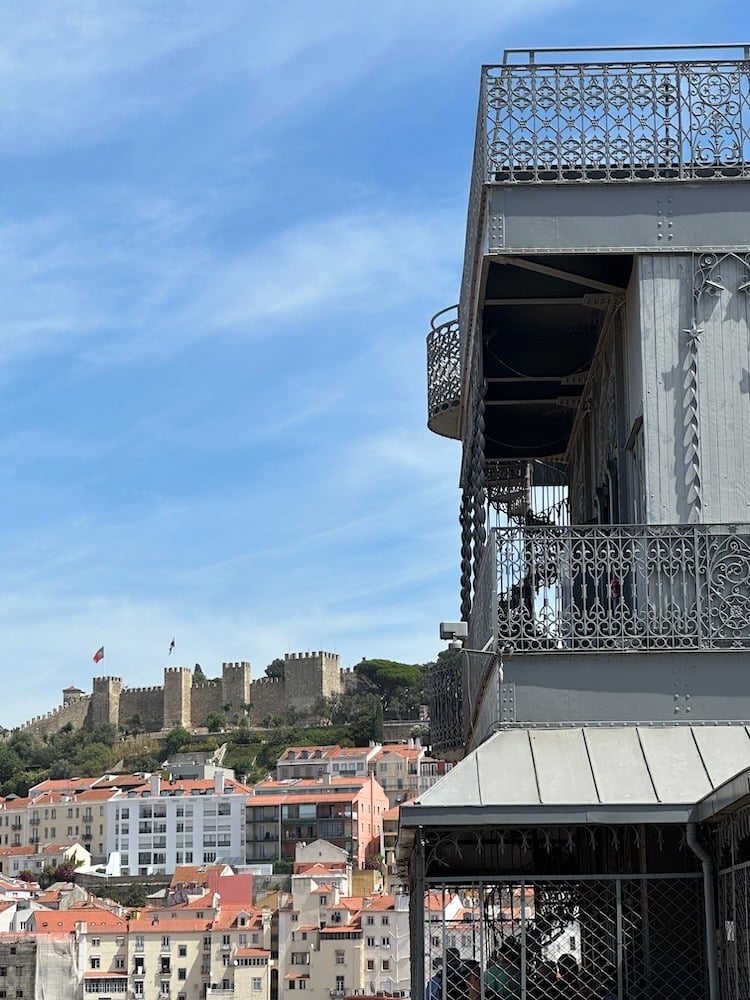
[0, 2, 736, 726]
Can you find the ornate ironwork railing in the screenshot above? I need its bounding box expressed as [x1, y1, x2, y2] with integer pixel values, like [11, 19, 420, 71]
[427, 653, 463, 757]
[426, 305, 461, 439]
[483, 55, 750, 185]
[479, 523, 750, 653]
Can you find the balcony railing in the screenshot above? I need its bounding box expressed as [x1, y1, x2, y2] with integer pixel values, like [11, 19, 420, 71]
[426, 305, 461, 439]
[459, 46, 750, 356]
[484, 52, 750, 186]
[481, 523, 750, 653]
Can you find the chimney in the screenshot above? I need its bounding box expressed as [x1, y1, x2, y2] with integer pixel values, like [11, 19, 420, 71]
[150, 774, 161, 797]
[214, 771, 225, 795]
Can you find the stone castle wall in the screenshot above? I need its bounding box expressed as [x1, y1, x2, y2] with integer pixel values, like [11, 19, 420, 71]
[284, 651, 341, 712]
[10, 653, 345, 738]
[190, 681, 223, 727]
[119, 686, 164, 731]
[12, 696, 90, 739]
[250, 676, 284, 723]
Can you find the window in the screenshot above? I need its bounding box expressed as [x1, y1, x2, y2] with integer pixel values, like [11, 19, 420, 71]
[335, 951, 345, 966]
[299, 982, 306, 991]
[92, 938, 101, 947]
[178, 946, 187, 957]
[381, 916, 389, 926]
[90, 958, 100, 970]
[366, 960, 375, 972]
[116, 957, 125, 969]
[366, 937, 376, 947]
[178, 969, 187, 981]
[161, 936, 170, 949]
[319, 895, 327, 905]
[366, 916, 374, 926]
[288, 982, 295, 991]
[222, 934, 231, 947]
[336, 977, 345, 992]
[238, 934, 248, 946]
[382, 960, 391, 971]
[382, 937, 389, 947]
[135, 936, 144, 951]
[160, 981, 170, 996]
[252, 979, 262, 992]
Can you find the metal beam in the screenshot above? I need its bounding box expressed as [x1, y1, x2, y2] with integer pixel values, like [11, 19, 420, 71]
[499, 256, 628, 293]
[484, 297, 590, 306]
[485, 398, 579, 407]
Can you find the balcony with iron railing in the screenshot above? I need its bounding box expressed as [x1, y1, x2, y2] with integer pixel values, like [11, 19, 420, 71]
[459, 45, 750, 350]
[426, 305, 461, 439]
[430, 522, 750, 753]
[488, 523, 750, 653]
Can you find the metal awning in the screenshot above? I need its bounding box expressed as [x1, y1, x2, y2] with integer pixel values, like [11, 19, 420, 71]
[399, 724, 750, 841]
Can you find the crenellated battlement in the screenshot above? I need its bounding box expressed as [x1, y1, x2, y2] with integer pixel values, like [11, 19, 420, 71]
[285, 651, 339, 661]
[12, 652, 343, 738]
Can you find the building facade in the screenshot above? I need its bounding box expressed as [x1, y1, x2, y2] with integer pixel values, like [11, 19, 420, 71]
[401, 43, 750, 1000]
[107, 773, 250, 876]
[247, 777, 389, 867]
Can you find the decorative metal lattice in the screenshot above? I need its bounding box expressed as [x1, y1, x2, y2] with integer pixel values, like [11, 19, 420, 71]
[427, 306, 461, 435]
[714, 800, 750, 998]
[484, 59, 750, 185]
[719, 862, 750, 1000]
[419, 874, 706, 1000]
[481, 523, 750, 652]
[428, 653, 464, 756]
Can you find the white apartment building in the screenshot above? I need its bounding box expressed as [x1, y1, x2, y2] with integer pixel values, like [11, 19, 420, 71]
[107, 773, 250, 876]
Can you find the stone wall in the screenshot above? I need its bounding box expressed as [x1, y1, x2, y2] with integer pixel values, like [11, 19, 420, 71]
[164, 667, 192, 728]
[11, 696, 90, 739]
[249, 676, 284, 724]
[283, 651, 341, 713]
[89, 676, 123, 730]
[190, 681, 223, 727]
[119, 687, 164, 732]
[222, 662, 252, 717]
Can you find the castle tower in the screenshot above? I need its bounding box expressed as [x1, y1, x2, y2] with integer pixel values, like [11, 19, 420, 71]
[89, 676, 122, 729]
[221, 661, 251, 719]
[163, 667, 192, 729]
[283, 651, 341, 713]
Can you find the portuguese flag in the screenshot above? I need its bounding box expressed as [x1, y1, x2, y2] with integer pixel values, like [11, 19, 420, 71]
[93, 646, 104, 664]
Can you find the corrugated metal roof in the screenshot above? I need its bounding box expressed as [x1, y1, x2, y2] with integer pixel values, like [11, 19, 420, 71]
[400, 724, 750, 828]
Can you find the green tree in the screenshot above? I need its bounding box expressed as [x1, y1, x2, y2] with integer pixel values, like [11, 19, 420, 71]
[206, 712, 226, 733]
[164, 726, 192, 757]
[353, 659, 426, 719]
[265, 658, 285, 679]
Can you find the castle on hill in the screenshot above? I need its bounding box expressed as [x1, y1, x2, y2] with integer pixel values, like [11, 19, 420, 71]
[14, 651, 350, 737]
